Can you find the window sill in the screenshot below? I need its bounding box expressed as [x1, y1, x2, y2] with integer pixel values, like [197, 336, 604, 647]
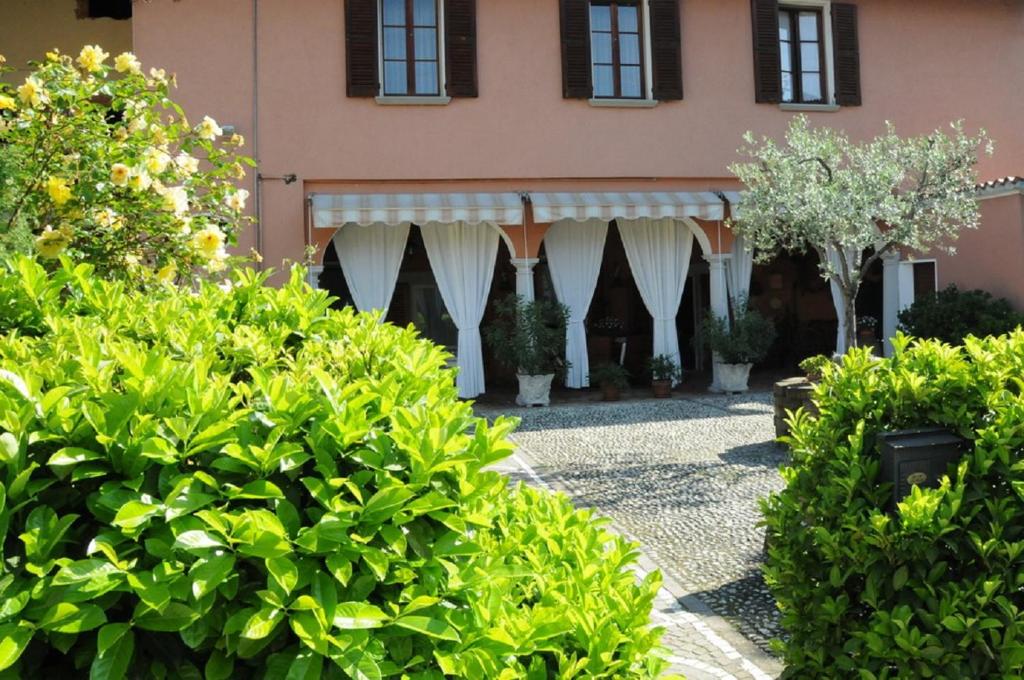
[779, 102, 840, 112]
[588, 98, 659, 108]
[375, 96, 452, 106]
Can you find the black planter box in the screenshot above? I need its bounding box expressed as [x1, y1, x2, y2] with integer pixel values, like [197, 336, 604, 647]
[878, 428, 967, 510]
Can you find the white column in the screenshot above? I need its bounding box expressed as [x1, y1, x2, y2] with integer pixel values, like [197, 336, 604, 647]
[510, 258, 539, 302]
[707, 253, 730, 392]
[882, 252, 901, 357]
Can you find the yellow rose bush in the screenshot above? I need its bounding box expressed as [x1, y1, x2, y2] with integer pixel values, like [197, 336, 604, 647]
[0, 47, 254, 283]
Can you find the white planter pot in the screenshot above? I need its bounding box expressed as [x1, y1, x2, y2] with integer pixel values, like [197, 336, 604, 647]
[716, 363, 752, 393]
[516, 374, 554, 407]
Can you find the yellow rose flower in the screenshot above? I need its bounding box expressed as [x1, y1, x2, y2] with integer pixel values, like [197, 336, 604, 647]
[95, 207, 117, 227]
[230, 133, 245, 147]
[162, 186, 189, 215]
[114, 52, 141, 75]
[77, 45, 109, 73]
[156, 263, 177, 284]
[127, 117, 146, 134]
[35, 225, 71, 259]
[17, 77, 47, 107]
[110, 163, 130, 187]
[226, 189, 249, 212]
[177, 216, 193, 235]
[0, 55, 5, 65]
[175, 154, 199, 177]
[45, 177, 72, 206]
[197, 115, 222, 141]
[128, 169, 152, 192]
[144, 148, 171, 174]
[125, 253, 140, 267]
[231, 162, 246, 180]
[149, 124, 168, 147]
[148, 68, 167, 86]
[192, 226, 225, 258]
[0, 95, 15, 111]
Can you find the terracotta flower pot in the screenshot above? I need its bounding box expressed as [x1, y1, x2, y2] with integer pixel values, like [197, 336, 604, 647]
[651, 379, 672, 399]
[600, 384, 621, 402]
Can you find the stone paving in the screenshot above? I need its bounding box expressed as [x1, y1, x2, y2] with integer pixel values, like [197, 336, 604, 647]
[479, 392, 787, 680]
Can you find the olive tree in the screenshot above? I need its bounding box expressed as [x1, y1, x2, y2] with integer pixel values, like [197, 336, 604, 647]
[729, 116, 991, 353]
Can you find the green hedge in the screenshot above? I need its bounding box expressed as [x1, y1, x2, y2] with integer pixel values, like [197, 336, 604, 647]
[762, 334, 1024, 678]
[0, 258, 669, 679]
[897, 285, 1024, 346]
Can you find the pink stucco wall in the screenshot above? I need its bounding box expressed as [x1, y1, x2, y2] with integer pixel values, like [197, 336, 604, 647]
[932, 193, 1024, 308]
[131, 0, 1024, 269]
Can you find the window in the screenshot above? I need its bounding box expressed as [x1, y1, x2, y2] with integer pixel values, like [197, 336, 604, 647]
[78, 0, 132, 20]
[589, 1, 645, 99]
[779, 7, 826, 104]
[380, 0, 441, 96]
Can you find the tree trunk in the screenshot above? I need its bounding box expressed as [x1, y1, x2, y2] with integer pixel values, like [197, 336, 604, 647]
[843, 290, 858, 353]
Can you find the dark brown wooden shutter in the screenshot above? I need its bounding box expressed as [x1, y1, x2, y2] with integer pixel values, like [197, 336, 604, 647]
[649, 0, 683, 101]
[345, 0, 379, 97]
[445, 0, 478, 97]
[750, 0, 781, 103]
[560, 0, 592, 98]
[832, 3, 861, 106]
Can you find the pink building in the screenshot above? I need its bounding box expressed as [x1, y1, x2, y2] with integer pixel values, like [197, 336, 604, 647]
[5, 0, 1024, 397]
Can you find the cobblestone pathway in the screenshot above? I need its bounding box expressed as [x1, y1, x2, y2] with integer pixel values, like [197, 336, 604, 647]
[479, 393, 787, 680]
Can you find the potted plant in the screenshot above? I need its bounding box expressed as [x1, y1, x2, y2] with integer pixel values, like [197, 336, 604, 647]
[798, 354, 832, 382]
[703, 304, 776, 393]
[647, 354, 680, 399]
[857, 315, 879, 348]
[590, 362, 630, 401]
[484, 294, 570, 407]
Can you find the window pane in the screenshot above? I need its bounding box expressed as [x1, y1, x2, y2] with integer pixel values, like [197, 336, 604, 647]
[620, 66, 642, 98]
[591, 32, 613, 64]
[617, 4, 638, 32]
[383, 27, 406, 59]
[780, 41, 792, 71]
[781, 71, 794, 102]
[619, 34, 640, 65]
[801, 72, 822, 101]
[593, 64, 615, 97]
[778, 11, 791, 41]
[413, 0, 436, 26]
[800, 42, 820, 71]
[590, 4, 611, 31]
[414, 27, 437, 59]
[384, 61, 408, 95]
[382, 0, 405, 25]
[415, 61, 438, 94]
[798, 12, 819, 40]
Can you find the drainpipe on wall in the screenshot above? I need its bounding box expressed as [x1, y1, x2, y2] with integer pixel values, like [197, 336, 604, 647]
[251, 0, 264, 269]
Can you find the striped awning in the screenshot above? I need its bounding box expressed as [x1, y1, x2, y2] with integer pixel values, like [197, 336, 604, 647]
[311, 192, 524, 228]
[529, 191, 726, 223]
[719, 191, 745, 219]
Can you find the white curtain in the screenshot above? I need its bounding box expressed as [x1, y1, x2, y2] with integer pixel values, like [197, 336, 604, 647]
[617, 217, 694, 375]
[332, 223, 411, 318]
[421, 221, 500, 399]
[726, 234, 754, 308]
[545, 219, 609, 388]
[826, 244, 861, 354]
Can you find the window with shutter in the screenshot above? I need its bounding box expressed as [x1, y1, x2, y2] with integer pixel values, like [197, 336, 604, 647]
[346, 0, 380, 97]
[751, 1, 861, 107]
[444, 0, 478, 97]
[381, 0, 442, 96]
[562, 0, 681, 103]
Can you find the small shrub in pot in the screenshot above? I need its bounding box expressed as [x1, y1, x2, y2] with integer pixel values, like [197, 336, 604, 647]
[646, 355, 680, 398]
[484, 295, 570, 406]
[589, 362, 630, 401]
[703, 304, 776, 392]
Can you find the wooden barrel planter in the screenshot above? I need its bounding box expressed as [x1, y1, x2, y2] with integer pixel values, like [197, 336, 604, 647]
[773, 377, 819, 439]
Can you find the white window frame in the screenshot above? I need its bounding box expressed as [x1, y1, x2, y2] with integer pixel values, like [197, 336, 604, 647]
[898, 259, 939, 312]
[587, 0, 658, 106]
[376, 0, 449, 103]
[777, 0, 836, 108]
